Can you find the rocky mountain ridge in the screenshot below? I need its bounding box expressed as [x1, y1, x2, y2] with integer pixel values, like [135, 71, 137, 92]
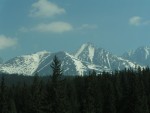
[0, 43, 145, 76]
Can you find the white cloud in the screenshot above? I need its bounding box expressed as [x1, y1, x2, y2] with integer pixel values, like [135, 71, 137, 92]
[79, 24, 98, 30]
[33, 21, 73, 33]
[30, 0, 66, 18]
[129, 16, 150, 26]
[0, 35, 17, 50]
[129, 16, 142, 26]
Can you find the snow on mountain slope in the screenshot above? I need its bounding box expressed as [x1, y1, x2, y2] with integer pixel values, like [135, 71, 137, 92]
[36, 51, 89, 76]
[0, 51, 50, 75]
[75, 43, 139, 71]
[122, 46, 150, 66]
[75, 43, 95, 63]
[0, 49, 111, 76]
[0, 43, 143, 76]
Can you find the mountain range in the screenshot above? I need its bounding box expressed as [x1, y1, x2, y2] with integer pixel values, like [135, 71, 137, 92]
[0, 43, 149, 76]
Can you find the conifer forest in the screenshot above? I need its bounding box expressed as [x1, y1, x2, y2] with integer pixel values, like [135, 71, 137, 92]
[0, 56, 150, 113]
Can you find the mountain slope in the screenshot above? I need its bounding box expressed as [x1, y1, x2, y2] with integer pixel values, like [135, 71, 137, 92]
[36, 51, 112, 76]
[122, 46, 150, 66]
[0, 43, 142, 76]
[36, 51, 87, 76]
[75, 43, 139, 71]
[0, 51, 50, 75]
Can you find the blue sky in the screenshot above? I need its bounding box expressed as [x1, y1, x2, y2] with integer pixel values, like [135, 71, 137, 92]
[0, 0, 150, 60]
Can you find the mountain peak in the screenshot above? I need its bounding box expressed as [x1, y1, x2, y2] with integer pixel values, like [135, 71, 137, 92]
[84, 42, 95, 47]
[35, 50, 50, 55]
[75, 43, 95, 62]
[80, 43, 96, 51]
[122, 46, 150, 66]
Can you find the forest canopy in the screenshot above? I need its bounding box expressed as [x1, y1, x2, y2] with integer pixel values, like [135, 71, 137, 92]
[0, 56, 150, 113]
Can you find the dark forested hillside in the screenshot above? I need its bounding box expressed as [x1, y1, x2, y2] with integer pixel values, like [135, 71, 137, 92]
[0, 57, 150, 113]
[0, 68, 150, 113]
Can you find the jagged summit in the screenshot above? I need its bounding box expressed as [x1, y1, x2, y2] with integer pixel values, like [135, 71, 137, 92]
[34, 50, 50, 55]
[122, 46, 150, 66]
[75, 43, 95, 63]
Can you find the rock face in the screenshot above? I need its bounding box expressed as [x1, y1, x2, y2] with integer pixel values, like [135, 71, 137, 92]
[0, 43, 142, 76]
[122, 46, 150, 66]
[75, 43, 138, 71]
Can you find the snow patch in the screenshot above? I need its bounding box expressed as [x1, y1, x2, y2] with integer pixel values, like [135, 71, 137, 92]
[88, 45, 95, 62]
[75, 44, 87, 58]
[144, 47, 150, 59]
[106, 54, 111, 68]
[73, 59, 85, 75]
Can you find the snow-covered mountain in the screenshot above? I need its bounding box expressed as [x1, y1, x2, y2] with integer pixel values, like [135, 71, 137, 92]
[0, 50, 110, 76]
[122, 46, 150, 66]
[36, 51, 113, 76]
[75, 43, 138, 71]
[36, 51, 87, 76]
[0, 51, 50, 75]
[0, 43, 142, 76]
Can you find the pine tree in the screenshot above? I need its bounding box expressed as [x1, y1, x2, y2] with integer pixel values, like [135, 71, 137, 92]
[134, 78, 149, 113]
[19, 82, 30, 113]
[7, 86, 17, 113]
[8, 98, 17, 113]
[101, 76, 116, 113]
[44, 55, 70, 113]
[50, 55, 62, 113]
[84, 70, 100, 113]
[50, 55, 63, 83]
[66, 77, 79, 113]
[29, 74, 44, 113]
[0, 76, 9, 113]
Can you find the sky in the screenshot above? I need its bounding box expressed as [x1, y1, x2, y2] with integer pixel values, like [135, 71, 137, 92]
[0, 0, 150, 60]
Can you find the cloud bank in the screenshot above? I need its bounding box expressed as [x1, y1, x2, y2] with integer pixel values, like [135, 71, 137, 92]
[33, 21, 73, 33]
[129, 16, 150, 26]
[0, 35, 17, 50]
[30, 0, 66, 18]
[21, 0, 96, 34]
[129, 16, 142, 26]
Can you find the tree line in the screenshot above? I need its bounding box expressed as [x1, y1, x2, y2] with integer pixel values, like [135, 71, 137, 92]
[0, 56, 150, 113]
